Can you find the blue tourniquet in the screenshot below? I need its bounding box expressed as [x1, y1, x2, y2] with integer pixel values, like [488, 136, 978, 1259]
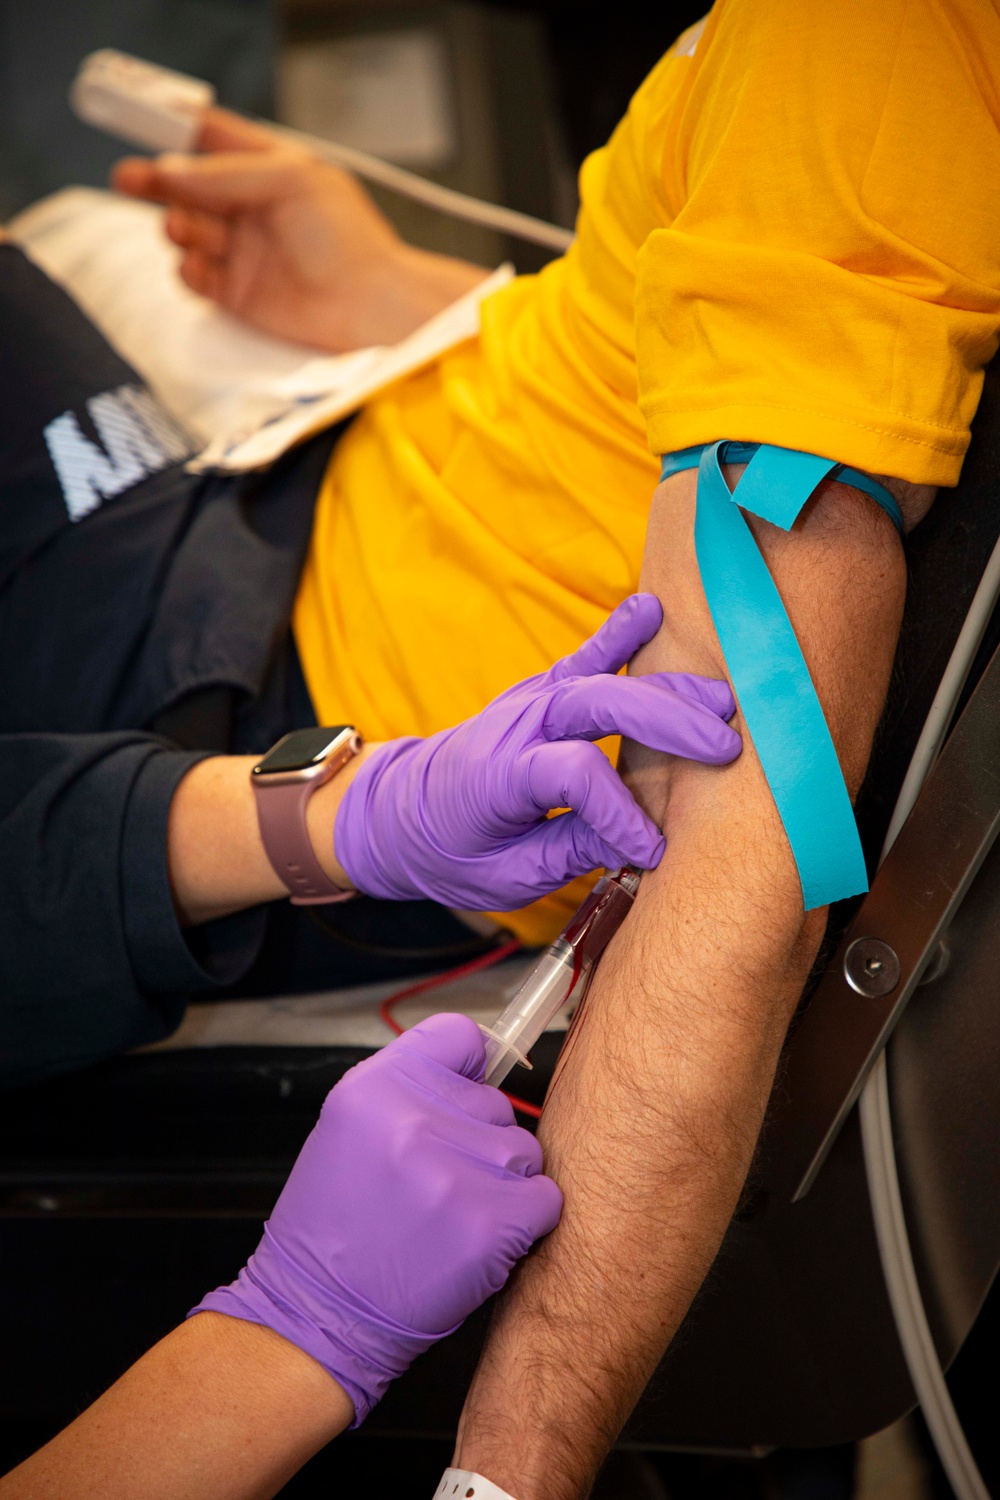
[660, 441, 902, 909]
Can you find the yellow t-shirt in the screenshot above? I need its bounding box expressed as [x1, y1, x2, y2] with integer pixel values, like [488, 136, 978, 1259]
[295, 0, 1000, 944]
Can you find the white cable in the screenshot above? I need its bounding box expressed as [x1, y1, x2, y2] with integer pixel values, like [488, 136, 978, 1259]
[858, 528, 1000, 1500]
[881, 535, 1000, 852]
[270, 123, 575, 253]
[860, 1060, 989, 1499]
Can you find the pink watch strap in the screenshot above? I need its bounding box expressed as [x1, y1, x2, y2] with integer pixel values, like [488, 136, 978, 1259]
[253, 778, 355, 906]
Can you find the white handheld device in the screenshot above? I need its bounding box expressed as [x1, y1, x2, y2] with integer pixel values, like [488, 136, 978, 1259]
[71, 50, 215, 153]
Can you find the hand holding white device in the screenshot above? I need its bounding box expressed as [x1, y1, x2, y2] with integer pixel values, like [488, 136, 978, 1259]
[68, 49, 572, 253]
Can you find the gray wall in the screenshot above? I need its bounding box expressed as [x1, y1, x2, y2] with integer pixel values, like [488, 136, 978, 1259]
[0, 0, 274, 218]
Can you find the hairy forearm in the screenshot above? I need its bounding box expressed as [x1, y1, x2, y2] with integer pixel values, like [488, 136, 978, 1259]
[455, 725, 819, 1497]
[455, 470, 907, 1498]
[0, 1314, 351, 1500]
[457, 794, 814, 1493]
[166, 744, 381, 925]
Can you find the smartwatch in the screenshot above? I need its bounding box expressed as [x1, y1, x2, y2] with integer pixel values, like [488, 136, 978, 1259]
[251, 726, 362, 905]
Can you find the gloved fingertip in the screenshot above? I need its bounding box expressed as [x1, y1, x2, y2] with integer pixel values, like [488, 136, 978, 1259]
[646, 830, 667, 868]
[605, 802, 665, 870]
[571, 824, 623, 877]
[396, 1012, 487, 1081]
[621, 829, 666, 870]
[507, 1126, 546, 1178]
[705, 681, 738, 719]
[528, 1174, 564, 1237]
[490, 1092, 518, 1129]
[708, 725, 743, 764]
[554, 595, 664, 682]
[621, 592, 663, 645]
[653, 672, 735, 718]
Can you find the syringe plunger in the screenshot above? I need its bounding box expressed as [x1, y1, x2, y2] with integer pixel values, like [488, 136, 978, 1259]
[481, 941, 576, 1088]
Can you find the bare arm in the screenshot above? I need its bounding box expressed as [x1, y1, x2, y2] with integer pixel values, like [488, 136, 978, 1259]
[165, 742, 383, 926]
[0, 1314, 351, 1500]
[454, 467, 916, 1498]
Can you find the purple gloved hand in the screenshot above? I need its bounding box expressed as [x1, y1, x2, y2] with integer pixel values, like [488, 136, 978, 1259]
[335, 592, 741, 910]
[190, 1014, 561, 1426]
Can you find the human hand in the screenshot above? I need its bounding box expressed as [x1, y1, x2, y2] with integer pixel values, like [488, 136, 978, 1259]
[190, 1015, 561, 1426]
[334, 593, 741, 910]
[112, 107, 486, 351]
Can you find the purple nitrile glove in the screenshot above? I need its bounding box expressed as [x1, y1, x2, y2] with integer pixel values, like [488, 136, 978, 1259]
[190, 1014, 561, 1426]
[335, 592, 741, 911]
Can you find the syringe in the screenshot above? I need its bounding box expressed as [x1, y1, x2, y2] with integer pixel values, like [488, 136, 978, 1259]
[481, 866, 642, 1088]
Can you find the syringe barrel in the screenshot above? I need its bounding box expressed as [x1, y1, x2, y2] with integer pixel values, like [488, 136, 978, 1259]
[480, 866, 641, 1091]
[481, 941, 576, 1088]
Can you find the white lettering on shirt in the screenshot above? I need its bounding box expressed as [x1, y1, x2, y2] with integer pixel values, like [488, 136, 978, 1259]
[44, 383, 193, 522]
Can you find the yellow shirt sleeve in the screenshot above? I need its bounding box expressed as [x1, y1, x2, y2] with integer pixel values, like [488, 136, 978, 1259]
[635, 0, 1000, 486]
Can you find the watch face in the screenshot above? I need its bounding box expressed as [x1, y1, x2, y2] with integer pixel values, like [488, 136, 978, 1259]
[253, 727, 352, 776]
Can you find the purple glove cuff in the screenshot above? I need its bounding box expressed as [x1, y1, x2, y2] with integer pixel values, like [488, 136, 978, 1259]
[189, 1284, 379, 1429]
[335, 738, 429, 903]
[190, 1225, 450, 1427]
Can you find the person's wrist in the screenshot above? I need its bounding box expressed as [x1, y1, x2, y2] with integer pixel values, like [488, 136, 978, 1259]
[344, 240, 490, 347]
[187, 1311, 355, 1437]
[192, 1228, 438, 1428]
[305, 741, 383, 890]
[168, 755, 289, 925]
[396, 243, 492, 327]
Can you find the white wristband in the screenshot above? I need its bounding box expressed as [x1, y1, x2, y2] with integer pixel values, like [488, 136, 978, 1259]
[434, 1468, 519, 1500]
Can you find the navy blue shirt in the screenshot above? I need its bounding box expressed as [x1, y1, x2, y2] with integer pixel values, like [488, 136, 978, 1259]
[0, 246, 333, 1086]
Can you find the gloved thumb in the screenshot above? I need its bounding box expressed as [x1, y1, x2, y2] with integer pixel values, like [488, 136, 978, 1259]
[555, 810, 665, 877]
[393, 1012, 488, 1082]
[518, 1171, 564, 1242]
